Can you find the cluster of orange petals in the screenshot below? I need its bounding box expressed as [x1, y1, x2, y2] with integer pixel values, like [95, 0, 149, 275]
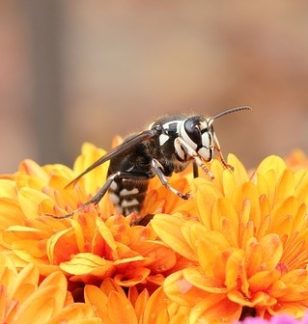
[0, 144, 307, 323]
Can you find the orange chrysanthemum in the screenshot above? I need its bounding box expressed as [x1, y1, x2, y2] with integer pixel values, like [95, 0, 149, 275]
[0, 143, 193, 287]
[152, 153, 308, 322]
[286, 150, 308, 170]
[0, 143, 307, 323]
[0, 254, 99, 323]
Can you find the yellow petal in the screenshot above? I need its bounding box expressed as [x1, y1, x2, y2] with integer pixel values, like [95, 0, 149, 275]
[107, 291, 138, 324]
[294, 170, 308, 205]
[132, 240, 176, 273]
[245, 237, 263, 276]
[95, 217, 117, 251]
[256, 155, 286, 178]
[184, 222, 209, 251]
[227, 154, 249, 184]
[164, 271, 209, 307]
[70, 219, 85, 253]
[0, 179, 16, 199]
[196, 231, 229, 277]
[0, 286, 8, 324]
[9, 263, 39, 300]
[189, 296, 241, 324]
[18, 188, 52, 219]
[270, 197, 297, 236]
[213, 198, 239, 247]
[100, 277, 126, 296]
[259, 234, 283, 270]
[12, 286, 58, 324]
[48, 303, 99, 323]
[73, 143, 108, 194]
[10, 239, 45, 258]
[0, 198, 25, 230]
[60, 253, 114, 277]
[191, 178, 222, 228]
[223, 154, 249, 200]
[39, 271, 67, 315]
[113, 255, 144, 266]
[275, 169, 295, 204]
[228, 290, 276, 307]
[114, 267, 151, 287]
[46, 228, 76, 264]
[142, 287, 169, 324]
[224, 249, 247, 292]
[151, 214, 197, 261]
[134, 289, 149, 321]
[234, 182, 261, 233]
[84, 284, 108, 319]
[183, 268, 227, 293]
[248, 270, 280, 293]
[19, 159, 49, 180]
[246, 234, 283, 275]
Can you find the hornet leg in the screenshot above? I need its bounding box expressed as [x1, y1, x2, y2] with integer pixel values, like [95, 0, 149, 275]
[214, 146, 234, 171]
[47, 171, 148, 219]
[193, 160, 199, 178]
[175, 137, 214, 179]
[151, 159, 190, 200]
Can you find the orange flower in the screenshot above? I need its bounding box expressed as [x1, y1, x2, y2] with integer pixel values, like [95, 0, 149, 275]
[0, 143, 191, 285]
[84, 278, 190, 323]
[152, 154, 308, 322]
[286, 150, 308, 170]
[1, 142, 307, 323]
[0, 254, 99, 323]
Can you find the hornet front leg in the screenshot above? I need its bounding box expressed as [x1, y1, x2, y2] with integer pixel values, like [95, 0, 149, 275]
[151, 159, 190, 200]
[174, 137, 214, 180]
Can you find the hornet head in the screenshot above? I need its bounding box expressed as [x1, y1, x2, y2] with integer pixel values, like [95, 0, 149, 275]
[179, 106, 252, 168]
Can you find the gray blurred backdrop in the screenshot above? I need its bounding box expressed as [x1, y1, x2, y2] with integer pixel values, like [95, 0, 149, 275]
[1, 1, 307, 172]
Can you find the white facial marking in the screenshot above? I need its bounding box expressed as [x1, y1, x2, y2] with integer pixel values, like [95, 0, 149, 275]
[174, 139, 185, 160]
[110, 181, 117, 190]
[200, 121, 208, 129]
[120, 188, 139, 196]
[198, 147, 210, 161]
[180, 121, 197, 150]
[202, 132, 210, 147]
[159, 134, 169, 146]
[109, 193, 120, 204]
[121, 199, 139, 208]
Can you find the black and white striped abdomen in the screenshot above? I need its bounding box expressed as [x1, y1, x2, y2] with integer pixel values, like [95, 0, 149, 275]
[108, 178, 149, 216]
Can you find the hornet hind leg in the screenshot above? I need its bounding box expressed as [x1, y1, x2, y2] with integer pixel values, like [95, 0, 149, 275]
[47, 171, 149, 219]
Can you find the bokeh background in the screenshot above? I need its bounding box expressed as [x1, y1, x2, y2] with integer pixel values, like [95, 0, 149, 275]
[1, 1, 307, 173]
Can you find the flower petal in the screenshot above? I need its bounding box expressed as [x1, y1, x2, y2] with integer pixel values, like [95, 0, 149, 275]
[0, 179, 16, 199]
[164, 271, 209, 307]
[142, 287, 169, 324]
[60, 253, 114, 277]
[18, 188, 52, 219]
[151, 214, 197, 261]
[107, 291, 138, 324]
[84, 284, 108, 319]
[189, 296, 241, 324]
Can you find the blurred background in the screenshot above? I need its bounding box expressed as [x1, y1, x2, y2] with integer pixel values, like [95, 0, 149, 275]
[0, 1, 307, 172]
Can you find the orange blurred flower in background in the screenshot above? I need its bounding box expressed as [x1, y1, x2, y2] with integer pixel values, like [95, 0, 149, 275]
[0, 144, 307, 323]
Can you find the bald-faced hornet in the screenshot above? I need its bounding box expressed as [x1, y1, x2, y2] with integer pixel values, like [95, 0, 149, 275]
[61, 106, 251, 219]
